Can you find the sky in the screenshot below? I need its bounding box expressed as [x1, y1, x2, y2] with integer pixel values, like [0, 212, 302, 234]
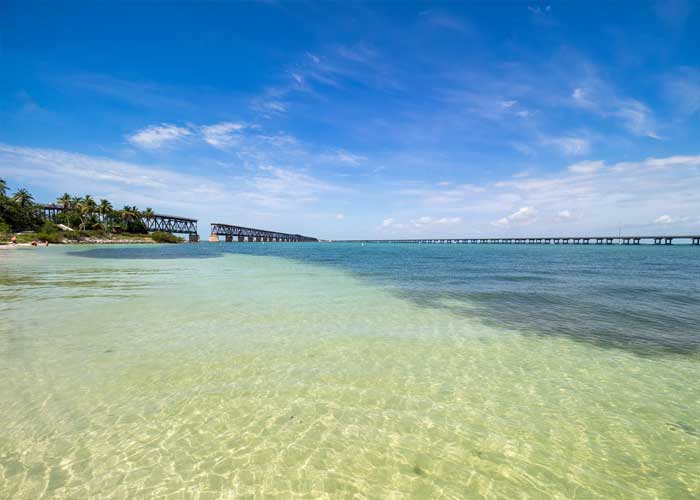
[1, 1, 699, 239]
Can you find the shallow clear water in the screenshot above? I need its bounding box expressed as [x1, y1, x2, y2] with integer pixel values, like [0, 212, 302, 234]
[1, 243, 699, 499]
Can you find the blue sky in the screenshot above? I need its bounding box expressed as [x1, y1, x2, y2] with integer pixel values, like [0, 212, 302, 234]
[1, 1, 699, 239]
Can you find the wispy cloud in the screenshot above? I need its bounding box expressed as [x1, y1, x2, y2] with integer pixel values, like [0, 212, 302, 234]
[542, 136, 590, 156]
[0, 143, 344, 217]
[493, 206, 538, 226]
[567, 160, 605, 174]
[419, 10, 473, 33]
[127, 124, 192, 149]
[378, 215, 462, 233]
[571, 82, 659, 139]
[240, 165, 342, 210]
[653, 214, 691, 224]
[323, 150, 367, 165]
[663, 66, 700, 117]
[411, 216, 462, 227]
[0, 142, 224, 209]
[200, 122, 245, 149]
[392, 153, 700, 234]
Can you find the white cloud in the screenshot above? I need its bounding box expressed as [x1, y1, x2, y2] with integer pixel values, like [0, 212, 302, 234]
[335, 213, 345, 220]
[493, 206, 538, 226]
[557, 209, 573, 221]
[571, 81, 659, 139]
[615, 99, 661, 139]
[0, 143, 225, 209]
[381, 218, 395, 228]
[572, 87, 586, 102]
[0, 142, 344, 217]
[200, 122, 245, 149]
[411, 216, 461, 228]
[127, 123, 192, 149]
[393, 153, 700, 235]
[568, 160, 605, 174]
[653, 214, 691, 224]
[654, 214, 674, 224]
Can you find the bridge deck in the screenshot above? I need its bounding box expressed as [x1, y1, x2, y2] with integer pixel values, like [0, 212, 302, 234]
[210, 223, 317, 242]
[335, 236, 700, 245]
[36, 204, 198, 236]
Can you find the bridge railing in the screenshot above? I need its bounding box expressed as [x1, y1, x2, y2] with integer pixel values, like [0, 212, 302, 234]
[333, 236, 700, 245]
[35, 204, 199, 238]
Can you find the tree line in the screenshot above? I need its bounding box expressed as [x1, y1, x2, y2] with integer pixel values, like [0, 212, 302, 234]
[0, 179, 155, 235]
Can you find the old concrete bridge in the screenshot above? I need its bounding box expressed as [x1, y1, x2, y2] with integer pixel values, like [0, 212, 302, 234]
[335, 235, 700, 245]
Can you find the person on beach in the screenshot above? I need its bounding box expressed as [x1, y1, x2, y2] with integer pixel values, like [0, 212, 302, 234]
[31, 240, 37, 247]
[45, 240, 49, 247]
[11, 235, 17, 245]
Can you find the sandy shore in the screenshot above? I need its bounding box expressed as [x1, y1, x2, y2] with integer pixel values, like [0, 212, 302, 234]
[1, 238, 164, 248]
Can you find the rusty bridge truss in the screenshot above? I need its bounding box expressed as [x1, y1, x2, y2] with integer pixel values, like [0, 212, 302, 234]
[210, 223, 317, 242]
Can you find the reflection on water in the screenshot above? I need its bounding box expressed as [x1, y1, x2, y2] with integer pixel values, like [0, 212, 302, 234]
[1, 244, 699, 498]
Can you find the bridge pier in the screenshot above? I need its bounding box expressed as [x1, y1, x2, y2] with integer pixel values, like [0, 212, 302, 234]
[189, 234, 199, 242]
[225, 235, 233, 243]
[208, 234, 219, 242]
[694, 237, 700, 245]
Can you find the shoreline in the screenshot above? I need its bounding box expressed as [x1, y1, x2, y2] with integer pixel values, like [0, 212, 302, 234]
[1, 238, 183, 247]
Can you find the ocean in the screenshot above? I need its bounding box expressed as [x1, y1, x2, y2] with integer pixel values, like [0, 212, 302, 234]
[1, 243, 699, 498]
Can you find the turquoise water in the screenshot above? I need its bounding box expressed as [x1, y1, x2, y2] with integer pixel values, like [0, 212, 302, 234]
[1, 243, 699, 498]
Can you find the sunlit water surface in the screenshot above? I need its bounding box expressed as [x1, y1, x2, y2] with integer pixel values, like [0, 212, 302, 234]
[1, 243, 699, 499]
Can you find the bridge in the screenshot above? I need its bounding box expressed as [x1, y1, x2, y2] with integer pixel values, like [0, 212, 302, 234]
[210, 223, 318, 242]
[143, 214, 198, 241]
[335, 235, 700, 245]
[36, 204, 200, 242]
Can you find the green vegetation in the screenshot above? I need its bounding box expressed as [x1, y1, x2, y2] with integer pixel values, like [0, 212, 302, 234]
[150, 231, 184, 243]
[0, 180, 184, 244]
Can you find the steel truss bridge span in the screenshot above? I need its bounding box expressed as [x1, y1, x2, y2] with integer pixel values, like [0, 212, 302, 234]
[210, 223, 317, 242]
[36, 204, 199, 241]
[144, 214, 197, 235]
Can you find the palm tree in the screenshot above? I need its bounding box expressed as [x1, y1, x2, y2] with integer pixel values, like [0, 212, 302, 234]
[98, 199, 113, 221]
[57, 193, 72, 210]
[75, 201, 89, 231]
[0, 179, 8, 198]
[83, 195, 96, 212]
[12, 188, 34, 208]
[86, 214, 101, 230]
[121, 205, 138, 224]
[70, 195, 83, 209]
[142, 207, 155, 231]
